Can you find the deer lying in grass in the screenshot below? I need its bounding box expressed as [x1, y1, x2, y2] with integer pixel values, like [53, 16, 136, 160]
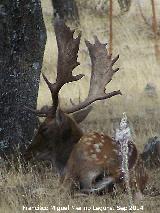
[24, 19, 148, 197]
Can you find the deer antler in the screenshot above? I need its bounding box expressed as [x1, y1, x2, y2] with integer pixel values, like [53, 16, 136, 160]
[40, 18, 84, 116]
[25, 21, 121, 117]
[24, 106, 49, 117]
[64, 36, 121, 114]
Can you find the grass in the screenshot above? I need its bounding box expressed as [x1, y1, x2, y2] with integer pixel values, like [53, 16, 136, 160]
[1, 0, 160, 212]
[0, 165, 160, 213]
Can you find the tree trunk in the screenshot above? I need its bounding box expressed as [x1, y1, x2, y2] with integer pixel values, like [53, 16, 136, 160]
[0, 0, 46, 157]
[51, 0, 79, 21]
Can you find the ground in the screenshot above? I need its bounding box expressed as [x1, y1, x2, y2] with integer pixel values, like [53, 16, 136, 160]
[0, 0, 160, 212]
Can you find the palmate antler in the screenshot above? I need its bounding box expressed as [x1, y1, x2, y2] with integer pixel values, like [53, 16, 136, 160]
[28, 18, 121, 117]
[42, 18, 84, 116]
[64, 36, 121, 113]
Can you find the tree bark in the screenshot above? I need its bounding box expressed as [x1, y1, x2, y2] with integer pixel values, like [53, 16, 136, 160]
[51, 0, 79, 21]
[0, 0, 46, 157]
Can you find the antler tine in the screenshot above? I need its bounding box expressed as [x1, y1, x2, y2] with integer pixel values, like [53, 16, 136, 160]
[64, 36, 121, 114]
[70, 88, 81, 106]
[41, 18, 84, 116]
[55, 18, 84, 83]
[24, 106, 48, 117]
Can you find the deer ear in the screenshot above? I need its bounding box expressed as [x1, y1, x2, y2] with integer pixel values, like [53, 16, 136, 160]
[71, 106, 93, 123]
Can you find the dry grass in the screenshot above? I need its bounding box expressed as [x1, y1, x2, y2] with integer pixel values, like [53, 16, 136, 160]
[0, 163, 160, 213]
[1, 0, 160, 212]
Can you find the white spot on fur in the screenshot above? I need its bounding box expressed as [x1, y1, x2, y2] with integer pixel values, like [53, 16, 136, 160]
[91, 134, 97, 139]
[88, 137, 94, 142]
[91, 154, 97, 160]
[86, 142, 91, 146]
[95, 148, 101, 153]
[101, 139, 105, 143]
[82, 137, 93, 144]
[90, 149, 94, 153]
[93, 144, 100, 149]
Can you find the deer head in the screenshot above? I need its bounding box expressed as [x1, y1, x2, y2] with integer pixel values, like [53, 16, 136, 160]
[24, 18, 121, 174]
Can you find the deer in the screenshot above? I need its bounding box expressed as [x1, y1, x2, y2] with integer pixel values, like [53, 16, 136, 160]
[61, 132, 148, 199]
[24, 18, 148, 198]
[24, 18, 121, 172]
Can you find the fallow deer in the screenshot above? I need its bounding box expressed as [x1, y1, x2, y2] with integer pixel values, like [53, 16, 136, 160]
[24, 19, 148, 197]
[24, 18, 121, 175]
